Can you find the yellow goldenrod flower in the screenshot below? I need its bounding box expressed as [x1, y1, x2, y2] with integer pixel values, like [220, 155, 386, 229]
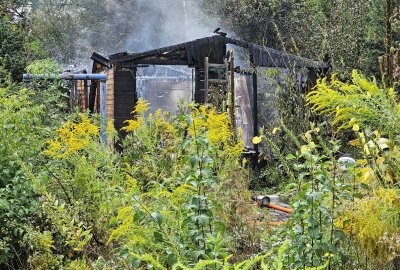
[363, 144, 370, 155]
[133, 98, 150, 114]
[309, 141, 316, 149]
[121, 118, 144, 132]
[106, 119, 115, 140]
[272, 127, 280, 134]
[187, 106, 231, 145]
[44, 114, 99, 159]
[348, 139, 359, 147]
[300, 145, 309, 153]
[304, 131, 312, 142]
[252, 136, 262, 144]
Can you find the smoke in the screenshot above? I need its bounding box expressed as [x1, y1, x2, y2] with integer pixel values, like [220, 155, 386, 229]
[77, 0, 217, 56]
[123, 0, 216, 52]
[32, 0, 220, 68]
[75, 0, 215, 110]
[44, 0, 218, 72]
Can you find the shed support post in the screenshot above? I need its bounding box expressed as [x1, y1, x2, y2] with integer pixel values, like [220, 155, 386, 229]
[204, 57, 209, 102]
[100, 81, 107, 143]
[250, 55, 259, 155]
[229, 49, 236, 140]
[89, 82, 97, 113]
[194, 66, 204, 104]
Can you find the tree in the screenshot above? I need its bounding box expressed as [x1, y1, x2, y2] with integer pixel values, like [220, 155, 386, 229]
[201, 0, 397, 77]
[0, 1, 45, 81]
[0, 16, 28, 81]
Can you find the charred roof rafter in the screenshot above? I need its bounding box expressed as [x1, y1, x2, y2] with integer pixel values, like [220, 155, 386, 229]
[116, 49, 188, 67]
[108, 35, 327, 69]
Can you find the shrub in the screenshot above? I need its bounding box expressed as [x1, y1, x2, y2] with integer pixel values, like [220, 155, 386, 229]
[307, 71, 400, 267]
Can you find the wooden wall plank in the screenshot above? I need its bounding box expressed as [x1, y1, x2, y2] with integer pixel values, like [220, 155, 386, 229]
[113, 69, 137, 133]
[106, 68, 115, 121]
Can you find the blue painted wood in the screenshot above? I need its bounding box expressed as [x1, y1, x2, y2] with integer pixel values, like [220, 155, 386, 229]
[23, 73, 107, 82]
[100, 81, 107, 143]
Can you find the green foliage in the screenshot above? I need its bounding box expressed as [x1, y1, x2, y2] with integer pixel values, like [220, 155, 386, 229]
[306, 71, 400, 267]
[201, 0, 394, 76]
[2, 70, 400, 269]
[3, 0, 400, 269]
[258, 68, 313, 153]
[260, 126, 352, 269]
[0, 60, 72, 268]
[0, 84, 51, 266]
[307, 70, 400, 135]
[0, 16, 28, 81]
[39, 113, 124, 259]
[0, 78, 260, 268]
[0, 4, 46, 81]
[29, 0, 196, 62]
[25, 59, 69, 124]
[26, 58, 62, 75]
[107, 102, 251, 268]
[255, 68, 314, 192]
[30, 4, 82, 62]
[247, 71, 400, 269]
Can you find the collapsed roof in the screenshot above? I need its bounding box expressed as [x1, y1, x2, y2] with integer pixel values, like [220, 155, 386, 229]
[107, 35, 326, 69]
[88, 35, 328, 152]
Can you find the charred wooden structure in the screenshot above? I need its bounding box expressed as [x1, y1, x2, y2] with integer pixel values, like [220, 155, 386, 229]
[88, 35, 327, 151]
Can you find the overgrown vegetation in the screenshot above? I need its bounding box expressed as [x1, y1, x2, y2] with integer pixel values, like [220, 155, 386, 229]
[1, 64, 400, 269]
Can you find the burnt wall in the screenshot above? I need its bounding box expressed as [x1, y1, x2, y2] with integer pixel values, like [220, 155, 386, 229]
[113, 69, 137, 132]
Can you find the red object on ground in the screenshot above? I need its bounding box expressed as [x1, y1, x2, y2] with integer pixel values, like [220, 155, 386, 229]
[265, 203, 293, 214]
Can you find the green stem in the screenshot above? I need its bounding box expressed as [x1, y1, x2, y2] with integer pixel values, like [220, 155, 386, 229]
[328, 159, 337, 270]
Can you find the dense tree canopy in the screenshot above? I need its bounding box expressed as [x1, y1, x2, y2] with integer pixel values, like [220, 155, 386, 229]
[202, 0, 399, 76]
[2, 0, 398, 78]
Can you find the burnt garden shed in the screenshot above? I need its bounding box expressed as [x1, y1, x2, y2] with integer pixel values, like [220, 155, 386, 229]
[88, 35, 327, 151]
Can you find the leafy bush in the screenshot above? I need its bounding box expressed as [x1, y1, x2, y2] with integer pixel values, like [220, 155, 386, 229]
[0, 85, 51, 266]
[106, 100, 254, 268]
[307, 70, 400, 134]
[0, 60, 73, 268]
[40, 113, 124, 259]
[307, 71, 400, 268]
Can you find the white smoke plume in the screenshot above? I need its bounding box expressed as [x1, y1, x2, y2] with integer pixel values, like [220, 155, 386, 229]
[80, 0, 218, 56]
[31, 0, 219, 64]
[124, 0, 217, 52]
